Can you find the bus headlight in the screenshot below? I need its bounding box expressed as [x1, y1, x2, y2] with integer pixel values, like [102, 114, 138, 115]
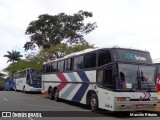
[116, 97, 130, 102]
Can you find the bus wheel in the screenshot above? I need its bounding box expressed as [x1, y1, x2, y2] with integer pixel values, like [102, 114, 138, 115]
[15, 86, 17, 92]
[48, 88, 54, 100]
[23, 86, 26, 93]
[90, 93, 98, 111]
[54, 89, 59, 101]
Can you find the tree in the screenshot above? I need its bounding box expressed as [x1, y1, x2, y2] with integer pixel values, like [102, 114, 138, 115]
[0, 72, 5, 79]
[24, 10, 97, 50]
[3, 43, 94, 76]
[3, 59, 43, 76]
[0, 72, 5, 76]
[0, 72, 5, 90]
[37, 42, 94, 61]
[24, 41, 36, 51]
[3, 50, 23, 63]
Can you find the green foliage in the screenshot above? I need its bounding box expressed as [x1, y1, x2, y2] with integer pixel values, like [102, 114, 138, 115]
[0, 80, 4, 90]
[65, 43, 95, 55]
[0, 73, 5, 90]
[3, 50, 23, 63]
[3, 43, 94, 76]
[4, 59, 43, 76]
[38, 43, 68, 60]
[37, 42, 94, 61]
[0, 72, 5, 78]
[24, 10, 97, 50]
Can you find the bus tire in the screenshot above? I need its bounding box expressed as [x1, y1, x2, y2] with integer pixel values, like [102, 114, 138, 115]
[54, 89, 59, 101]
[23, 86, 26, 93]
[48, 87, 54, 100]
[90, 93, 98, 111]
[15, 86, 17, 92]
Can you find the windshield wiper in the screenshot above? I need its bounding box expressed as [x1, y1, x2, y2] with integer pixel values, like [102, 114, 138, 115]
[137, 70, 141, 91]
[140, 70, 152, 92]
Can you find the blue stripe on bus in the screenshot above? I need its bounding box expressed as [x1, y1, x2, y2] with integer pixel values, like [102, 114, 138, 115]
[67, 73, 78, 82]
[72, 83, 89, 102]
[60, 73, 78, 99]
[60, 84, 78, 99]
[28, 84, 41, 88]
[72, 71, 89, 102]
[77, 71, 90, 82]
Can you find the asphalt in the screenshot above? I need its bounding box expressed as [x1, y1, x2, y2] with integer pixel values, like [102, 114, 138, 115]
[0, 91, 159, 120]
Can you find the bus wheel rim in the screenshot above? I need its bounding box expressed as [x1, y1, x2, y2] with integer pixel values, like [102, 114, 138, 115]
[54, 90, 59, 100]
[91, 98, 97, 110]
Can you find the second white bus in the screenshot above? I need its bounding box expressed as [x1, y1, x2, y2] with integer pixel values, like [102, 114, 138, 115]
[14, 68, 41, 93]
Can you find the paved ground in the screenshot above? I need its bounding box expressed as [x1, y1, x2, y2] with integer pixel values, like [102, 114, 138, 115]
[0, 91, 159, 120]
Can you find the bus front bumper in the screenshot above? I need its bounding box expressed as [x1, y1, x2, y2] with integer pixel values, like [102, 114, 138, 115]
[28, 87, 42, 92]
[114, 101, 157, 111]
[158, 92, 160, 102]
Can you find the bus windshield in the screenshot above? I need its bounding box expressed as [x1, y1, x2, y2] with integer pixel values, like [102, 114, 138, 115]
[117, 64, 156, 92]
[28, 69, 36, 77]
[27, 69, 41, 85]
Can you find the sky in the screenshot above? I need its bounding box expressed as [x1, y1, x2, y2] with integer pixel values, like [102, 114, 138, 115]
[1, 0, 160, 72]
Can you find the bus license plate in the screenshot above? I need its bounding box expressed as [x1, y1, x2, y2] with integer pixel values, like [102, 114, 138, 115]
[136, 104, 144, 109]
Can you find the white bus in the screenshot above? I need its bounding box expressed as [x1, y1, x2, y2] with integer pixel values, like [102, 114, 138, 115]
[14, 68, 41, 93]
[153, 59, 160, 102]
[42, 47, 157, 111]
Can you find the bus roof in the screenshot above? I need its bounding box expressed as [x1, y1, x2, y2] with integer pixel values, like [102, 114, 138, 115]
[43, 46, 149, 65]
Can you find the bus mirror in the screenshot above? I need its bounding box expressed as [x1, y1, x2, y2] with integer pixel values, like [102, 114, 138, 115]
[156, 76, 160, 85]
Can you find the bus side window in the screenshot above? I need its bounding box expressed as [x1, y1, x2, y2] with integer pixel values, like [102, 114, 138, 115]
[64, 59, 67, 71]
[84, 52, 96, 69]
[57, 61, 64, 72]
[64, 59, 71, 71]
[61, 61, 64, 71]
[90, 52, 96, 68]
[51, 63, 54, 72]
[51, 62, 57, 72]
[68, 59, 71, 70]
[57, 62, 60, 71]
[104, 68, 113, 89]
[97, 68, 113, 89]
[77, 56, 83, 70]
[46, 64, 51, 73]
[70, 58, 74, 70]
[73, 56, 84, 70]
[73, 57, 78, 70]
[84, 54, 90, 68]
[54, 62, 58, 72]
[98, 50, 111, 66]
[97, 70, 103, 85]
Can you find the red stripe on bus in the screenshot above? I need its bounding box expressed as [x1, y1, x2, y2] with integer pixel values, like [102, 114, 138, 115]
[56, 73, 68, 91]
[44, 90, 48, 95]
